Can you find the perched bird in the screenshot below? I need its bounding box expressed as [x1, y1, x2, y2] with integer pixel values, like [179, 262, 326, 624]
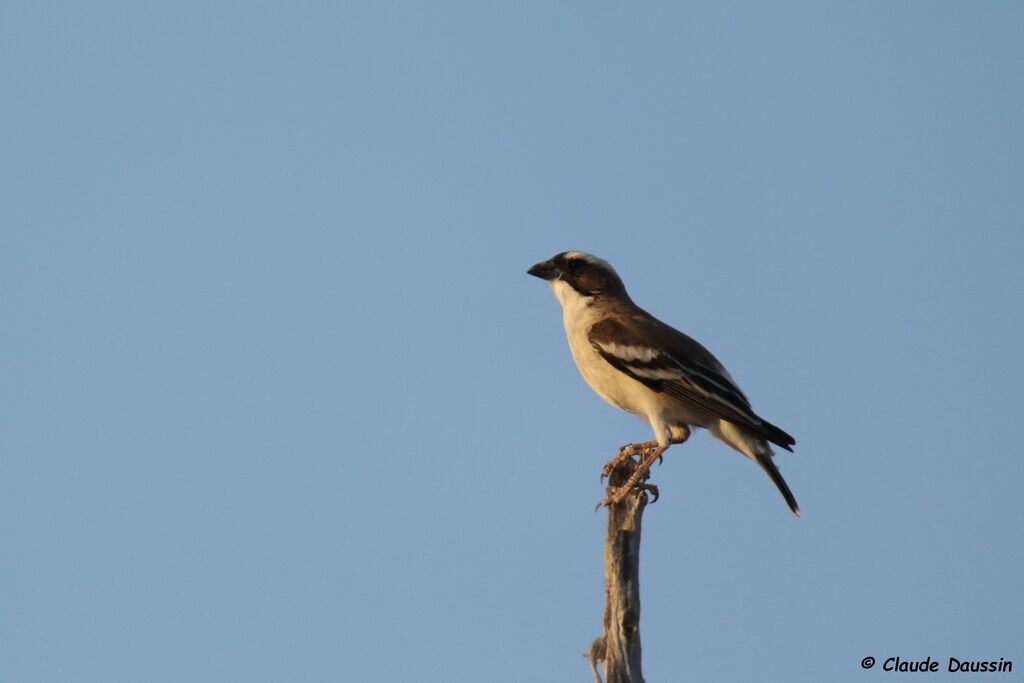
[528, 251, 799, 516]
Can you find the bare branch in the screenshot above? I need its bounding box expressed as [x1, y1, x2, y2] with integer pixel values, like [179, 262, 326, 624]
[590, 450, 652, 683]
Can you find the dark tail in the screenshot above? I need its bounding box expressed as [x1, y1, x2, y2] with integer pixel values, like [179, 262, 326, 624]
[755, 453, 800, 518]
[759, 418, 796, 452]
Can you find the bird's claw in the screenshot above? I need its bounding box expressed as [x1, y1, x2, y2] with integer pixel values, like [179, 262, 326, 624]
[595, 483, 659, 510]
[642, 483, 659, 503]
[599, 459, 618, 483]
[600, 446, 638, 482]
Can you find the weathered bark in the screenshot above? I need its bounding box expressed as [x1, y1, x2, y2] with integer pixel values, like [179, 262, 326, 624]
[586, 453, 651, 683]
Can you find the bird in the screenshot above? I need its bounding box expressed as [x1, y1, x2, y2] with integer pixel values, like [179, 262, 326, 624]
[528, 251, 799, 516]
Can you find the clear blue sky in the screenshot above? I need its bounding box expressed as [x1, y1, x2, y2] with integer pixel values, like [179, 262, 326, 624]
[3, 3, 1022, 681]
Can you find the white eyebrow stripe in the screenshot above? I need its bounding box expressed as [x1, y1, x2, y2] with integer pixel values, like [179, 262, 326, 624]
[563, 251, 618, 275]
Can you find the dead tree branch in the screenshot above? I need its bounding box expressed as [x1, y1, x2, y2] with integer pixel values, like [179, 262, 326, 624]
[585, 449, 653, 683]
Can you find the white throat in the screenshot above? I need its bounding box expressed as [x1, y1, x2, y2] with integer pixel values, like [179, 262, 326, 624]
[549, 278, 587, 308]
[549, 278, 595, 331]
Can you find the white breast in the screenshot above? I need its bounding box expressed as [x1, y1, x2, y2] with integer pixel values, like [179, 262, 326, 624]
[550, 280, 651, 416]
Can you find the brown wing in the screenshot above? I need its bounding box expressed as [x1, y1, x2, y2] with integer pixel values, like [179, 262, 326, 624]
[588, 314, 795, 450]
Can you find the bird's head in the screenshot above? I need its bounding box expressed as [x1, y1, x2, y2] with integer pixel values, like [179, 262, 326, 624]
[527, 251, 627, 301]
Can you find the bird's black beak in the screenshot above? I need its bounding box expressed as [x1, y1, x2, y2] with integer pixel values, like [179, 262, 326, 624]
[527, 259, 559, 281]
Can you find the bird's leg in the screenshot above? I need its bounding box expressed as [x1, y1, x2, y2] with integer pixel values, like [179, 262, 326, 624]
[598, 446, 663, 509]
[600, 440, 659, 482]
[608, 446, 667, 505]
[597, 427, 691, 507]
[595, 448, 663, 509]
[620, 440, 660, 456]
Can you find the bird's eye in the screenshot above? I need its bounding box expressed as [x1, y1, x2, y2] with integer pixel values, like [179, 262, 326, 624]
[567, 258, 584, 271]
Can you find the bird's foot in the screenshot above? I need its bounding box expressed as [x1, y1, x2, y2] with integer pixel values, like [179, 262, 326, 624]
[600, 441, 659, 482]
[595, 483, 659, 510]
[599, 457, 625, 483]
[596, 443, 666, 508]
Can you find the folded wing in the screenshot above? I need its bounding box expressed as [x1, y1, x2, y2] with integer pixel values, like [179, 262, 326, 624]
[589, 315, 795, 451]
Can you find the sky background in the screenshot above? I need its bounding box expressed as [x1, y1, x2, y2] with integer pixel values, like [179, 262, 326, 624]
[3, 2, 1023, 681]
